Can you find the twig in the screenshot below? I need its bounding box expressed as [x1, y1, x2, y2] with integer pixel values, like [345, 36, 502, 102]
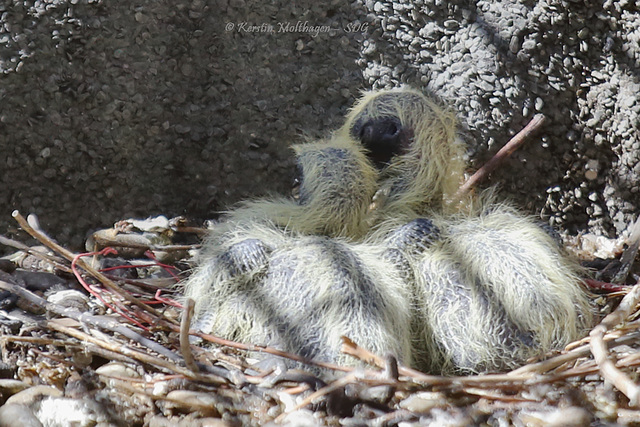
[275, 372, 358, 422]
[190, 330, 352, 373]
[341, 335, 530, 388]
[0, 278, 180, 362]
[590, 280, 640, 406]
[463, 387, 539, 402]
[180, 298, 199, 373]
[0, 335, 81, 348]
[47, 319, 226, 385]
[92, 232, 199, 252]
[508, 346, 591, 377]
[0, 234, 71, 273]
[12, 210, 174, 324]
[341, 336, 386, 367]
[451, 114, 547, 203]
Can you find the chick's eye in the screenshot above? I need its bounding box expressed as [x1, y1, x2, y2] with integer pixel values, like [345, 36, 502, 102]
[292, 177, 301, 200]
[292, 163, 303, 201]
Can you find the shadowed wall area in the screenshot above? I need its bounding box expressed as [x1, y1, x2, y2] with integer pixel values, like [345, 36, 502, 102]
[0, 0, 366, 249]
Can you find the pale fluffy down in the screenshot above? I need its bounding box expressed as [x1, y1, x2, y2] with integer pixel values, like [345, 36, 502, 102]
[182, 134, 414, 369]
[343, 88, 594, 374]
[340, 87, 466, 224]
[184, 87, 594, 376]
[218, 136, 378, 241]
[187, 231, 412, 367]
[399, 205, 593, 374]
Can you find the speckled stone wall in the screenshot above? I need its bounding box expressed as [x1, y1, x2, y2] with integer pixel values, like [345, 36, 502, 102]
[358, 0, 640, 237]
[0, 0, 366, 249]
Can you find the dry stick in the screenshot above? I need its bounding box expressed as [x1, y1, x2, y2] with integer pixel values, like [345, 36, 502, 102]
[509, 347, 591, 377]
[47, 319, 226, 385]
[342, 336, 464, 386]
[180, 298, 199, 373]
[0, 278, 180, 363]
[590, 281, 640, 406]
[342, 335, 606, 390]
[512, 326, 640, 377]
[83, 344, 147, 366]
[341, 336, 386, 367]
[547, 332, 640, 383]
[93, 233, 199, 252]
[91, 230, 200, 252]
[275, 372, 359, 423]
[0, 234, 72, 273]
[341, 335, 527, 388]
[451, 113, 547, 203]
[0, 336, 81, 347]
[12, 210, 173, 324]
[189, 329, 352, 374]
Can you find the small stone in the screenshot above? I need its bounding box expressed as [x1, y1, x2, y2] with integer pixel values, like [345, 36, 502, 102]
[586, 159, 600, 171]
[509, 36, 520, 53]
[175, 124, 191, 134]
[0, 379, 30, 396]
[399, 391, 446, 413]
[95, 362, 140, 379]
[475, 79, 494, 92]
[180, 63, 193, 76]
[622, 96, 636, 108]
[0, 404, 42, 427]
[443, 19, 459, 30]
[585, 169, 598, 180]
[5, 385, 63, 406]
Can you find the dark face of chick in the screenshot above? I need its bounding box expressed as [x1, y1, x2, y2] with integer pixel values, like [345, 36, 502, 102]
[350, 116, 408, 169]
[347, 92, 426, 169]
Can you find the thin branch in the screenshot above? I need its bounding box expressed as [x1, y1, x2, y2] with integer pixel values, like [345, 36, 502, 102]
[451, 114, 547, 203]
[590, 281, 640, 406]
[180, 298, 199, 373]
[0, 278, 180, 362]
[189, 329, 352, 373]
[47, 319, 226, 385]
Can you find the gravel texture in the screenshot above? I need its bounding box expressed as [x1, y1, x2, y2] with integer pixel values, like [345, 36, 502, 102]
[1, 0, 639, 249]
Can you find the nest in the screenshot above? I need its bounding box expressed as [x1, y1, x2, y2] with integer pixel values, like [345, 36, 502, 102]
[0, 209, 638, 427]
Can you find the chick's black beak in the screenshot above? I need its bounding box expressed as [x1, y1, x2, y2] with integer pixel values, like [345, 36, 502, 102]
[352, 117, 408, 169]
